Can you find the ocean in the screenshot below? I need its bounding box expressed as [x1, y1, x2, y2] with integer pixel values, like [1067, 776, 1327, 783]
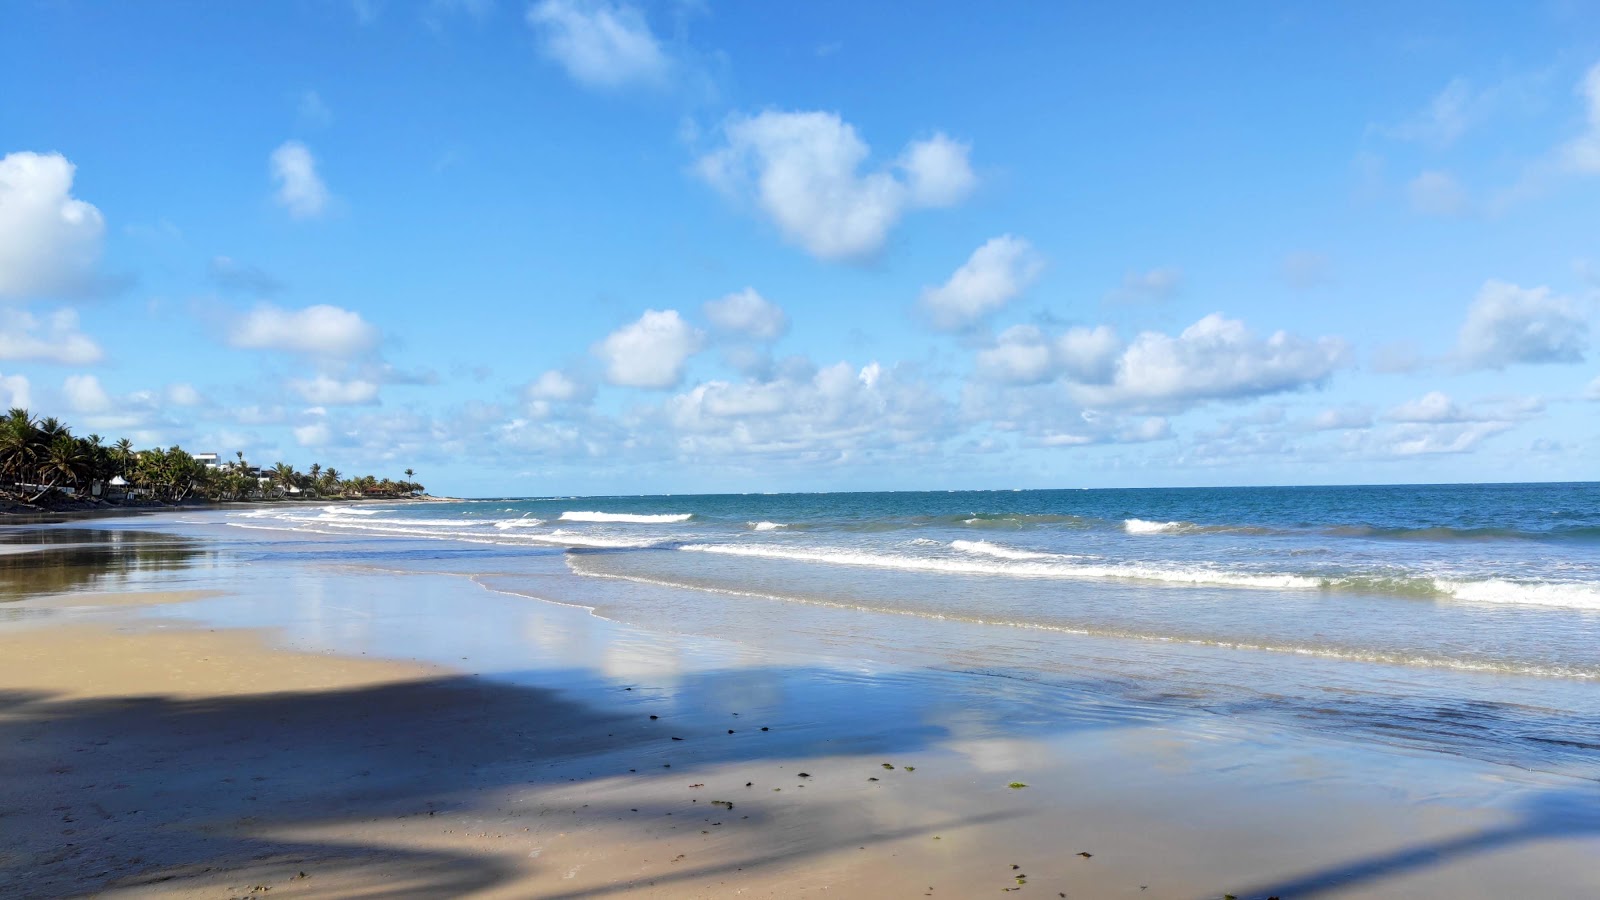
[208, 482, 1600, 778]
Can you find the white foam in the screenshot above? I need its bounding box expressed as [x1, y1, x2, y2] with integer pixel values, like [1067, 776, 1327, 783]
[493, 518, 547, 530]
[559, 511, 693, 524]
[678, 543, 1321, 590]
[950, 539, 1051, 560]
[1434, 578, 1600, 611]
[748, 521, 786, 531]
[1124, 518, 1183, 535]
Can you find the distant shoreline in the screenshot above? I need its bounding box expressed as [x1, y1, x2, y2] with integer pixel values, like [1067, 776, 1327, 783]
[0, 494, 459, 523]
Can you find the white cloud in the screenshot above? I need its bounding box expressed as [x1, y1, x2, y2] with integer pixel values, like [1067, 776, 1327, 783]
[1055, 325, 1123, 384]
[230, 304, 380, 357]
[593, 309, 703, 388]
[1106, 267, 1182, 303]
[523, 369, 594, 417]
[1385, 391, 1473, 423]
[1379, 72, 1547, 149]
[900, 133, 977, 206]
[1407, 170, 1468, 216]
[165, 383, 204, 407]
[1309, 406, 1372, 431]
[0, 152, 106, 299]
[526, 369, 587, 402]
[1384, 421, 1511, 456]
[1457, 280, 1588, 369]
[0, 373, 29, 409]
[919, 235, 1043, 331]
[288, 375, 381, 406]
[974, 324, 1122, 386]
[1587, 374, 1600, 399]
[527, 0, 668, 90]
[697, 111, 975, 261]
[703, 288, 788, 341]
[294, 421, 332, 447]
[1075, 314, 1348, 411]
[664, 359, 948, 458]
[270, 141, 329, 219]
[975, 325, 1056, 384]
[1561, 61, 1600, 174]
[63, 373, 112, 414]
[0, 308, 102, 364]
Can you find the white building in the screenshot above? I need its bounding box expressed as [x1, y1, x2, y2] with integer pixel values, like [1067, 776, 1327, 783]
[193, 452, 222, 469]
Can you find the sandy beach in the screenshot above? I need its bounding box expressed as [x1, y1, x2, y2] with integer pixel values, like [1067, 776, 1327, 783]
[2, 513, 1598, 899]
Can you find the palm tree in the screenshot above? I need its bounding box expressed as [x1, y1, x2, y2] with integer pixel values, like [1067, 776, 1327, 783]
[269, 462, 299, 494]
[0, 410, 39, 484]
[31, 435, 88, 502]
[404, 468, 415, 480]
[113, 438, 133, 477]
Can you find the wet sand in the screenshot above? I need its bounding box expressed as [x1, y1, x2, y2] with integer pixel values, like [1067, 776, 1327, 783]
[2, 522, 1599, 899]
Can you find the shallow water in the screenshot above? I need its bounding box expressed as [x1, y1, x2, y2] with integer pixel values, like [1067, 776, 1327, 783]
[11, 484, 1600, 781]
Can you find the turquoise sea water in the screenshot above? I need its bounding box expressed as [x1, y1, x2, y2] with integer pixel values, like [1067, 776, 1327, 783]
[211, 482, 1600, 776]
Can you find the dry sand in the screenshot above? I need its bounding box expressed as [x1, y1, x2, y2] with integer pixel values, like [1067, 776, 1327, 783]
[3, 586, 1600, 899]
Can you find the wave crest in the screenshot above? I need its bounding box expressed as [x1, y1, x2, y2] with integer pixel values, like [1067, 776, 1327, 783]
[559, 511, 693, 524]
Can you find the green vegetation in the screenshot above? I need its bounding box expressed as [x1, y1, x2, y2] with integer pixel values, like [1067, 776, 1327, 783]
[0, 408, 423, 506]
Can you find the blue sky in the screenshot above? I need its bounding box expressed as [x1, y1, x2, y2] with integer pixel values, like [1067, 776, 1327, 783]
[2, 1, 1598, 496]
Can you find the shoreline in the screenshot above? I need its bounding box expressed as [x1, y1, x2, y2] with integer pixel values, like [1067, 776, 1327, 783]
[2, 515, 1599, 898]
[0, 494, 463, 523]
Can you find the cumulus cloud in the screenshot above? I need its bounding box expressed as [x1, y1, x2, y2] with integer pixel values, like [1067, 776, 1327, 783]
[974, 324, 1121, 385]
[527, 0, 668, 90]
[270, 141, 329, 219]
[0, 308, 102, 364]
[230, 304, 380, 357]
[593, 309, 703, 388]
[1385, 391, 1474, 423]
[63, 373, 113, 414]
[919, 235, 1043, 331]
[696, 111, 976, 261]
[703, 288, 788, 341]
[1456, 280, 1588, 369]
[899, 133, 978, 206]
[0, 152, 106, 299]
[664, 359, 948, 458]
[0, 373, 28, 409]
[289, 375, 381, 406]
[522, 369, 595, 418]
[1407, 170, 1468, 216]
[1074, 314, 1348, 412]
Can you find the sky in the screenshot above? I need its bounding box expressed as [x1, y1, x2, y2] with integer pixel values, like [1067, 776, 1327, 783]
[2, 0, 1599, 497]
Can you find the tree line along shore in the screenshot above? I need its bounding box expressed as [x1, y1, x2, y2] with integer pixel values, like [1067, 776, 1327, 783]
[0, 408, 424, 510]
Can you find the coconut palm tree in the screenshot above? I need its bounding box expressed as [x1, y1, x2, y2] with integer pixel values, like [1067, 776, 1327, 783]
[269, 462, 299, 494]
[0, 410, 40, 484]
[113, 438, 133, 477]
[31, 434, 88, 502]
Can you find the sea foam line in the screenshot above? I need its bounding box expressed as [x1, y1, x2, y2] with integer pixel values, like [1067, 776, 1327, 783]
[559, 511, 694, 524]
[678, 542, 1320, 590]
